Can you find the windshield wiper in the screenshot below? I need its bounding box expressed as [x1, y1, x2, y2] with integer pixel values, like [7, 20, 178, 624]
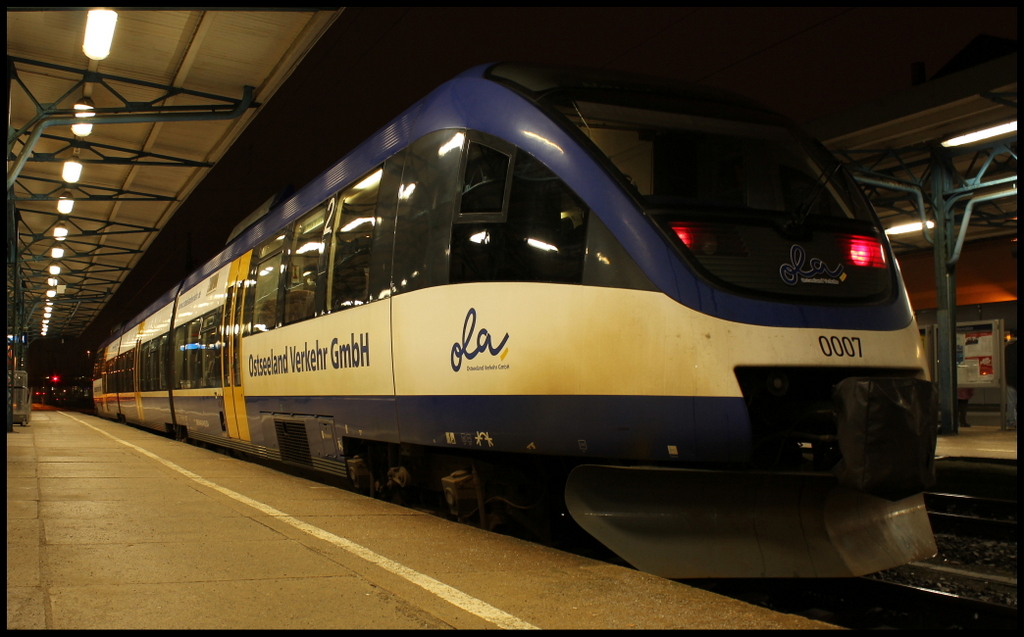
[787, 161, 843, 230]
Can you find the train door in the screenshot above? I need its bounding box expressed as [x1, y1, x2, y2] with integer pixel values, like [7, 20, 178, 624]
[220, 252, 252, 440]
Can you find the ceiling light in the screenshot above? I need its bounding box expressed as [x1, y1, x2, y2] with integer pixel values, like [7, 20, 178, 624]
[47, 277, 59, 287]
[885, 220, 935, 236]
[62, 159, 83, 183]
[71, 97, 95, 136]
[51, 246, 65, 259]
[53, 222, 68, 241]
[83, 10, 118, 61]
[48, 264, 61, 275]
[57, 190, 75, 214]
[941, 121, 1017, 147]
[44, 312, 52, 319]
[46, 289, 57, 298]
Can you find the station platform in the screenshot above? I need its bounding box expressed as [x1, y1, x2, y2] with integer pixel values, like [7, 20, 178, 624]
[934, 411, 1017, 461]
[8, 409, 835, 630]
[8, 408, 1016, 630]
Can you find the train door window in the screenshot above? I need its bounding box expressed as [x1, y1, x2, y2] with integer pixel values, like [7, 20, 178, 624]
[326, 168, 381, 311]
[283, 206, 327, 325]
[252, 232, 287, 332]
[451, 148, 589, 284]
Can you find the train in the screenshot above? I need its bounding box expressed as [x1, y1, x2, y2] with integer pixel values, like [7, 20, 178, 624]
[93, 63, 939, 578]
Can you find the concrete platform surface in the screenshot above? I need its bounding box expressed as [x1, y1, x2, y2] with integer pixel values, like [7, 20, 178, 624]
[8, 410, 837, 630]
[935, 411, 1017, 461]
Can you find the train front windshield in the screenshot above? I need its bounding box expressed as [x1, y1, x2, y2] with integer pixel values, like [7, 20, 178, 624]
[553, 99, 895, 304]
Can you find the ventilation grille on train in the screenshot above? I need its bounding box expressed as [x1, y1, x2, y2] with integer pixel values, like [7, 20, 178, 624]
[274, 420, 314, 467]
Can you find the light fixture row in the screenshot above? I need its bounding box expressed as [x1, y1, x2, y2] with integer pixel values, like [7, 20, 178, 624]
[37, 11, 118, 338]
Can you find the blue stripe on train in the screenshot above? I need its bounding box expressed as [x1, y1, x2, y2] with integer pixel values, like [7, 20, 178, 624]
[395, 394, 751, 463]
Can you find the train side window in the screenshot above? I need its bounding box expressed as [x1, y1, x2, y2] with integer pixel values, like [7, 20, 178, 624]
[157, 334, 169, 391]
[459, 140, 513, 216]
[252, 231, 287, 332]
[283, 206, 327, 325]
[327, 168, 381, 311]
[198, 311, 221, 388]
[139, 340, 152, 392]
[391, 130, 465, 295]
[451, 150, 589, 284]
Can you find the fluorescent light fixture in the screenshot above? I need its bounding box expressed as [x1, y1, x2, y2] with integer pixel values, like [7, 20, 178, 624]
[72, 98, 95, 136]
[885, 220, 935, 236]
[51, 247, 65, 259]
[62, 159, 83, 183]
[57, 190, 75, 214]
[83, 10, 118, 61]
[941, 121, 1016, 147]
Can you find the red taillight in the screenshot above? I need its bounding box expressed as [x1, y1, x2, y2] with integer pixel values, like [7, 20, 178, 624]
[669, 222, 748, 257]
[842, 235, 886, 268]
[672, 224, 695, 248]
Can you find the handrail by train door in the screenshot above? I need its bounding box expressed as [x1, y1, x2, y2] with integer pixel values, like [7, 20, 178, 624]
[220, 252, 253, 441]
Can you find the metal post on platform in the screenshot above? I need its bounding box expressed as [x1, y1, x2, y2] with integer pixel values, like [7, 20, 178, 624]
[930, 153, 958, 435]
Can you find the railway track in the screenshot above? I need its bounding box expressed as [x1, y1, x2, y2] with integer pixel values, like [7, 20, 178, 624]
[679, 489, 1018, 629]
[925, 492, 1017, 541]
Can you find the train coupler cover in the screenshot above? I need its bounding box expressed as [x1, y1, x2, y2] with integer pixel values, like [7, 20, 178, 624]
[831, 377, 938, 500]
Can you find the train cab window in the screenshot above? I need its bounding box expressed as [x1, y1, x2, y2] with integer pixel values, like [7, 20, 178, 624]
[460, 141, 513, 215]
[451, 149, 589, 284]
[252, 232, 286, 332]
[283, 206, 326, 325]
[327, 168, 381, 311]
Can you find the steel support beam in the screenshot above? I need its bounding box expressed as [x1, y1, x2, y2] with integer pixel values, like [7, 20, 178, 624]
[929, 155, 959, 434]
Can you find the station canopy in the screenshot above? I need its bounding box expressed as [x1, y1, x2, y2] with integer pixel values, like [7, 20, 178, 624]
[8, 8, 345, 340]
[807, 51, 1016, 256]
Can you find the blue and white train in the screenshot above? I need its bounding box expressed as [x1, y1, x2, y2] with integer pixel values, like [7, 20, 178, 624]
[94, 63, 938, 578]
